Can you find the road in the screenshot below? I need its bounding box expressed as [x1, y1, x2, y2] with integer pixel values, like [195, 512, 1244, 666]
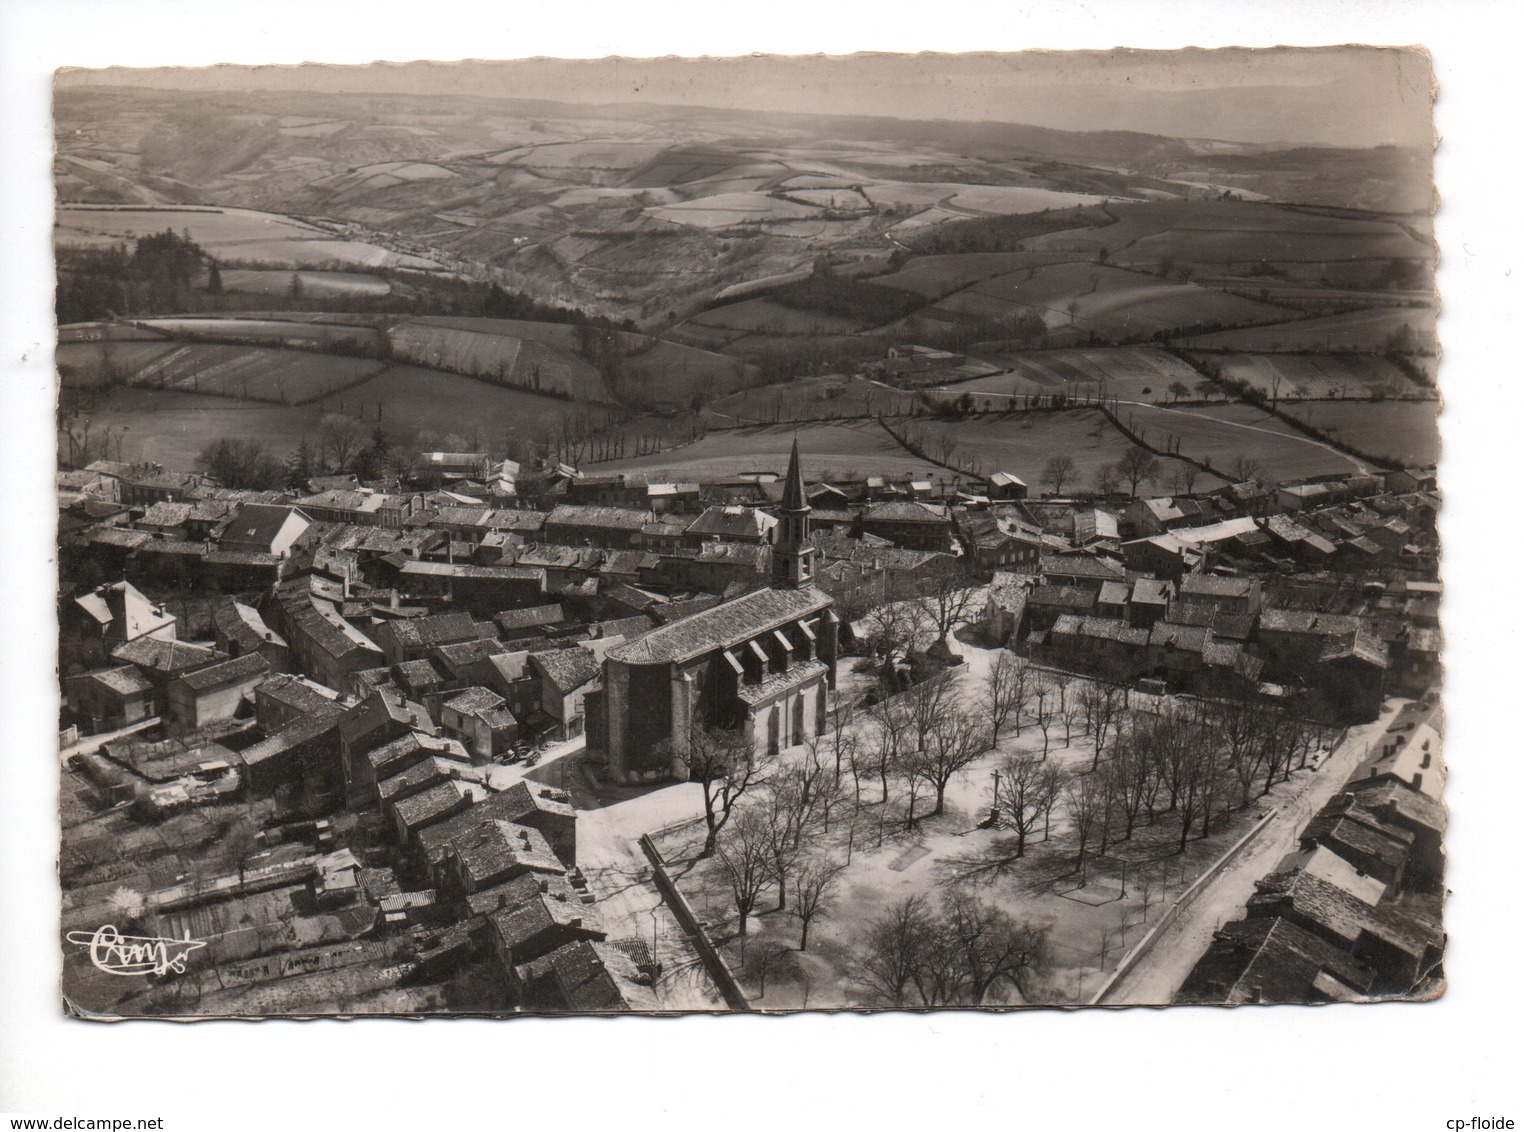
[541, 740, 727, 1011]
[1100, 699, 1414, 1004]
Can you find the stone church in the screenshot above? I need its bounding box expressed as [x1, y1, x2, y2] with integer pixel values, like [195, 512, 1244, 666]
[589, 440, 839, 783]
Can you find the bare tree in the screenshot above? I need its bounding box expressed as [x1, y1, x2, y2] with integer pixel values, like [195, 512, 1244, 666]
[1077, 681, 1127, 770]
[996, 751, 1049, 859]
[909, 710, 992, 820]
[1064, 773, 1106, 883]
[939, 892, 1051, 1005]
[855, 893, 936, 1007]
[1041, 455, 1076, 496]
[317, 413, 366, 472]
[981, 651, 1029, 742]
[791, 856, 847, 951]
[1228, 454, 1263, 484]
[714, 809, 773, 937]
[673, 725, 775, 858]
[1093, 463, 1121, 496]
[914, 562, 981, 655]
[1031, 673, 1056, 759]
[1115, 446, 1161, 497]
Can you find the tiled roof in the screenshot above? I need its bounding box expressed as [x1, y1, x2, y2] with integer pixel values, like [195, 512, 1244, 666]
[531, 647, 601, 695]
[1176, 915, 1376, 1005]
[546, 504, 652, 531]
[1179, 573, 1257, 599]
[1040, 553, 1124, 580]
[446, 686, 508, 716]
[110, 637, 227, 674]
[607, 586, 831, 665]
[862, 500, 950, 524]
[174, 653, 269, 692]
[381, 612, 480, 649]
[86, 665, 155, 697]
[494, 604, 565, 632]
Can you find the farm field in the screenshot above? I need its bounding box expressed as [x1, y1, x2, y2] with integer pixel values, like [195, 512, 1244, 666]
[386, 317, 606, 401]
[942, 347, 1207, 403]
[711, 375, 922, 424]
[136, 317, 384, 352]
[926, 261, 1294, 337]
[1203, 352, 1428, 399]
[1281, 400, 1441, 466]
[312, 365, 586, 443]
[1119, 401, 1373, 479]
[646, 193, 822, 229]
[1179, 306, 1436, 354]
[872, 251, 1085, 299]
[591, 420, 945, 483]
[687, 299, 871, 336]
[57, 340, 384, 403]
[65, 387, 326, 469]
[1022, 198, 1431, 267]
[899, 408, 1227, 491]
[55, 205, 443, 270]
[206, 270, 394, 299]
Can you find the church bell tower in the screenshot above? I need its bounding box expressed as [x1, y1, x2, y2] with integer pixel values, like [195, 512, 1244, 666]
[773, 438, 816, 589]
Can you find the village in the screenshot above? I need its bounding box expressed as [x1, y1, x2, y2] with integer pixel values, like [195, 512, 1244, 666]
[54, 427, 1444, 1013]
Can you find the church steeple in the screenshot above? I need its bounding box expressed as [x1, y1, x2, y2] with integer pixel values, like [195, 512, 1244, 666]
[774, 437, 815, 588]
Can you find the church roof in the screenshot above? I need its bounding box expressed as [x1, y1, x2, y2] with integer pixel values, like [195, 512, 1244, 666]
[606, 585, 831, 666]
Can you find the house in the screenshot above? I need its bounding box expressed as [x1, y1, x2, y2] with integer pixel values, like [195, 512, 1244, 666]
[1177, 573, 1263, 618]
[1175, 916, 1376, 1005]
[339, 688, 434, 793]
[684, 505, 778, 546]
[360, 731, 472, 803]
[1128, 577, 1173, 629]
[66, 666, 156, 733]
[393, 560, 546, 617]
[270, 577, 384, 696]
[294, 489, 418, 528]
[165, 654, 270, 734]
[418, 451, 491, 484]
[219, 504, 311, 557]
[440, 686, 518, 759]
[985, 471, 1028, 501]
[492, 603, 566, 644]
[529, 646, 602, 739]
[487, 890, 605, 969]
[436, 819, 565, 894]
[239, 702, 346, 799]
[543, 504, 651, 549]
[211, 597, 289, 670]
[1024, 585, 1097, 634]
[1039, 553, 1125, 592]
[67, 580, 177, 670]
[984, 572, 1034, 645]
[109, 637, 229, 716]
[390, 780, 480, 848]
[254, 673, 342, 734]
[859, 501, 954, 551]
[510, 939, 657, 1013]
[372, 612, 482, 666]
[1245, 866, 1443, 997]
[492, 782, 577, 867]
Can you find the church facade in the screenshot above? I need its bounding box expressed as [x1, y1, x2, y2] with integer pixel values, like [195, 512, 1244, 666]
[589, 441, 839, 784]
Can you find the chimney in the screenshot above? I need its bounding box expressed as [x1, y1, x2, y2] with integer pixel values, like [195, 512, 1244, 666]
[1412, 772, 1423, 791]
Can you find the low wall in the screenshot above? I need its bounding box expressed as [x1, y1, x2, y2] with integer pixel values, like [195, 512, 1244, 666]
[1090, 804, 1281, 1005]
[638, 834, 753, 1013]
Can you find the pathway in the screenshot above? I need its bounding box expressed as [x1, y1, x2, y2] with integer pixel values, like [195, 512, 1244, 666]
[1100, 699, 1412, 1004]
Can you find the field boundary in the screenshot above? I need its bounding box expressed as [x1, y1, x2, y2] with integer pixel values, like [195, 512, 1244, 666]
[1089, 805, 1281, 1005]
[638, 833, 754, 1012]
[1163, 347, 1401, 471]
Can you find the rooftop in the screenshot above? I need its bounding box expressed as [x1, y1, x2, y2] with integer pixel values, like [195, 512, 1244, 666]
[607, 586, 832, 666]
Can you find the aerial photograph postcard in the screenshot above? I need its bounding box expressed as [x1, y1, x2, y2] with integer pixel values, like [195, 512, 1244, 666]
[52, 47, 1443, 1016]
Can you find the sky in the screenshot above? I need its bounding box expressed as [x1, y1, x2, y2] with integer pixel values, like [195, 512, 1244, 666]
[57, 47, 1434, 149]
